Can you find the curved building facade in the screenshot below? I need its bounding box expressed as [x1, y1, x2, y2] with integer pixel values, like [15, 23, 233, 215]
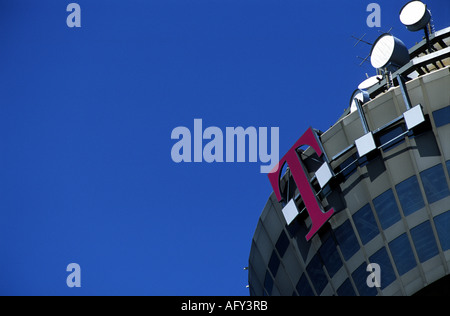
[248, 22, 450, 296]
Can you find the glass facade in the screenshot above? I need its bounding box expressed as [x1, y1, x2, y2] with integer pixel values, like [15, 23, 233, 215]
[296, 274, 314, 296]
[337, 279, 356, 296]
[434, 211, 450, 251]
[275, 231, 289, 257]
[352, 263, 377, 296]
[377, 124, 406, 152]
[249, 60, 450, 296]
[306, 255, 328, 294]
[433, 105, 450, 128]
[250, 160, 450, 296]
[420, 164, 450, 204]
[319, 236, 342, 278]
[395, 176, 425, 216]
[388, 234, 416, 275]
[410, 221, 439, 263]
[334, 220, 359, 260]
[353, 204, 379, 244]
[250, 161, 450, 296]
[369, 248, 396, 289]
[373, 189, 401, 230]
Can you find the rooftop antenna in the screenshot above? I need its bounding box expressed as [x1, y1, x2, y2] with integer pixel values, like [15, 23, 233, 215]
[352, 29, 391, 67]
[352, 27, 392, 68]
[352, 34, 373, 66]
[399, 0, 435, 53]
[352, 34, 373, 47]
[356, 55, 371, 67]
[378, 27, 393, 35]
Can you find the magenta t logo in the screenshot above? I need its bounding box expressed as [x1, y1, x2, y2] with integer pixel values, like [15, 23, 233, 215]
[268, 127, 335, 241]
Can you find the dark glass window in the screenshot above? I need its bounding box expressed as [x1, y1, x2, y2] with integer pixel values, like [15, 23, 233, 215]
[334, 220, 359, 260]
[319, 237, 342, 278]
[264, 271, 274, 295]
[446, 160, 450, 175]
[353, 204, 379, 244]
[268, 251, 280, 277]
[432, 106, 450, 128]
[296, 274, 314, 296]
[287, 218, 311, 261]
[389, 234, 416, 275]
[306, 255, 328, 295]
[434, 211, 450, 251]
[395, 176, 425, 216]
[352, 263, 378, 296]
[369, 247, 396, 289]
[248, 267, 264, 296]
[420, 164, 450, 204]
[337, 279, 356, 296]
[275, 231, 289, 258]
[337, 154, 358, 181]
[373, 189, 402, 229]
[377, 124, 406, 152]
[410, 221, 439, 262]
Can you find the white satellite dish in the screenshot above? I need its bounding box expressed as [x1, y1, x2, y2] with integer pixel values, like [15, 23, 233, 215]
[370, 34, 410, 70]
[400, 1, 431, 32]
[400, 1, 434, 53]
[358, 75, 383, 90]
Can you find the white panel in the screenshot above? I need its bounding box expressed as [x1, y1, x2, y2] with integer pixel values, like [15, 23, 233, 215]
[316, 162, 333, 188]
[404, 105, 425, 130]
[281, 199, 299, 225]
[355, 132, 377, 157]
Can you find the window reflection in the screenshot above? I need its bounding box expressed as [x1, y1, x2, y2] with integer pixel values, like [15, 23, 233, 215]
[389, 234, 416, 275]
[275, 231, 289, 258]
[337, 279, 356, 296]
[335, 220, 360, 260]
[319, 237, 342, 278]
[420, 164, 450, 204]
[377, 124, 406, 152]
[353, 204, 379, 244]
[296, 274, 314, 296]
[373, 189, 401, 229]
[268, 251, 280, 277]
[432, 106, 450, 128]
[264, 270, 274, 295]
[411, 221, 439, 262]
[434, 211, 450, 251]
[396, 176, 425, 216]
[306, 255, 328, 295]
[336, 154, 358, 181]
[352, 263, 378, 296]
[369, 247, 396, 289]
[286, 218, 311, 262]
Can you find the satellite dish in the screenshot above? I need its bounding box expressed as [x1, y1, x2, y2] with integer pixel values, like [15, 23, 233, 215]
[358, 75, 383, 90]
[370, 34, 410, 70]
[350, 89, 370, 113]
[400, 1, 431, 32]
[400, 1, 434, 53]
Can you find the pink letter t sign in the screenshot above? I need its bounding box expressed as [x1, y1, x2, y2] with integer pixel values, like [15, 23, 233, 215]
[268, 128, 335, 241]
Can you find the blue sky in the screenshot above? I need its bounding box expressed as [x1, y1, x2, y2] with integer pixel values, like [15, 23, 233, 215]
[0, 0, 448, 296]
